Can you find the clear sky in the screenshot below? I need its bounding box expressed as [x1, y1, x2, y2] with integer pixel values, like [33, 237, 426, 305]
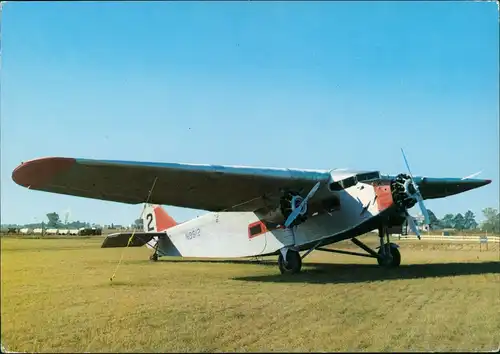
[1, 1, 498, 226]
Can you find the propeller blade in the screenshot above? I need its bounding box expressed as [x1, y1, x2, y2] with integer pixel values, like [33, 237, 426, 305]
[284, 181, 321, 228]
[417, 198, 430, 225]
[284, 206, 304, 229]
[305, 181, 322, 200]
[406, 213, 421, 240]
[401, 148, 430, 226]
[400, 148, 415, 180]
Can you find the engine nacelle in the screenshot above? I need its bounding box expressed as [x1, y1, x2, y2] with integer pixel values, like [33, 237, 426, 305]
[279, 190, 308, 227]
[256, 190, 311, 227]
[390, 173, 418, 210]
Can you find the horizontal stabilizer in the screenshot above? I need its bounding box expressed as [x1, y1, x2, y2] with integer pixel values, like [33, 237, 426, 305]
[101, 232, 164, 248]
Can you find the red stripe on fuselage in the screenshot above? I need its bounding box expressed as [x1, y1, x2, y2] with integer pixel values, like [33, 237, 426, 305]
[373, 181, 394, 212]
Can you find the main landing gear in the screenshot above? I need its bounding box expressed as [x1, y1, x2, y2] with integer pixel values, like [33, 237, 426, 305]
[278, 248, 302, 274]
[277, 225, 401, 275]
[375, 226, 401, 267]
[149, 253, 158, 262]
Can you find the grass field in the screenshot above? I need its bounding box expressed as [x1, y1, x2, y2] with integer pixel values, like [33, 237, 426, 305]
[1, 236, 499, 352]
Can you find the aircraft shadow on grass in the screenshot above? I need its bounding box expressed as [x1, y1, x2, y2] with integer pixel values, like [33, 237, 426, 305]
[157, 259, 500, 284]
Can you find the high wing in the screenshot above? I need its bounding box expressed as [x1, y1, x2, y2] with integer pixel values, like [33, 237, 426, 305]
[12, 157, 332, 212]
[12, 157, 491, 213]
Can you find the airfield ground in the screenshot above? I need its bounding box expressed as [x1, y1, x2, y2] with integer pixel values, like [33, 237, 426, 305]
[1, 236, 499, 352]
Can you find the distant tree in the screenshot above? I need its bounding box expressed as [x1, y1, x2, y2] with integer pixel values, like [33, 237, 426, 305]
[46, 212, 60, 228]
[67, 220, 89, 229]
[134, 218, 144, 230]
[463, 210, 478, 230]
[452, 213, 465, 230]
[440, 214, 455, 229]
[480, 208, 500, 233]
[23, 223, 43, 228]
[426, 209, 441, 229]
[482, 208, 499, 223]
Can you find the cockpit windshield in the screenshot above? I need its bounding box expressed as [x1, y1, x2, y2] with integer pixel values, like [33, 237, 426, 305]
[357, 171, 380, 182]
[329, 171, 380, 191]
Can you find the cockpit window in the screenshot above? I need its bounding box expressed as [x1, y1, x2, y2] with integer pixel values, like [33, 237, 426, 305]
[342, 176, 357, 189]
[329, 181, 343, 191]
[329, 176, 358, 191]
[357, 172, 380, 182]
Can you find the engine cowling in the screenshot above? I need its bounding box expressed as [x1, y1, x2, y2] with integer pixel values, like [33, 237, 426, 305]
[279, 191, 308, 227]
[390, 173, 418, 210]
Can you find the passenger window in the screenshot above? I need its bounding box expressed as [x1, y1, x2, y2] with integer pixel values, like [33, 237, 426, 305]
[249, 223, 262, 237]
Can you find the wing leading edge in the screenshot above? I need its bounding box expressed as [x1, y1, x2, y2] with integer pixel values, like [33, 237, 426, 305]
[12, 157, 332, 212]
[12, 157, 491, 211]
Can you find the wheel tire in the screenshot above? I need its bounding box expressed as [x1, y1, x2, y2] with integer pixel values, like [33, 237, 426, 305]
[377, 244, 401, 268]
[149, 253, 158, 262]
[278, 250, 302, 274]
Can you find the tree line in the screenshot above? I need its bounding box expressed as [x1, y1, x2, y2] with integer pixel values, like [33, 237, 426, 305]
[2, 207, 499, 233]
[425, 207, 499, 232]
[2, 212, 92, 230]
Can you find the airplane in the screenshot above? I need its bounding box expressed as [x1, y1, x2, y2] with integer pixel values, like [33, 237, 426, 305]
[11, 150, 491, 275]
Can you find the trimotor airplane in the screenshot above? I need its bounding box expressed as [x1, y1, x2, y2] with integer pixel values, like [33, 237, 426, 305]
[12, 150, 491, 275]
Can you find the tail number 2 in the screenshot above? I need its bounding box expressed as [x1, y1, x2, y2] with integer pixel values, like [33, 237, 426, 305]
[146, 213, 154, 231]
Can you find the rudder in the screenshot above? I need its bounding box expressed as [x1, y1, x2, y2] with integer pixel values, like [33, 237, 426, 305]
[142, 204, 177, 233]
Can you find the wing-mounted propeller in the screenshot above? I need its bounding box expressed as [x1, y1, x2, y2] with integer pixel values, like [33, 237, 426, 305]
[390, 149, 431, 240]
[283, 181, 321, 228]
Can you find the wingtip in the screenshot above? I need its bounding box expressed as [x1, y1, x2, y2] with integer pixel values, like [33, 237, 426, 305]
[12, 157, 76, 189]
[478, 178, 492, 187]
[464, 178, 492, 189]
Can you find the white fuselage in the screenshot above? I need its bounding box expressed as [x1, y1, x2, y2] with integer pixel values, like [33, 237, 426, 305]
[154, 178, 385, 258]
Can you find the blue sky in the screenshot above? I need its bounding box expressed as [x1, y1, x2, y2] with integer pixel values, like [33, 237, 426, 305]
[1, 1, 498, 226]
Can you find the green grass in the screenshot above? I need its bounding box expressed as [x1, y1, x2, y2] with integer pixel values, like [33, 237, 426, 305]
[1, 237, 499, 352]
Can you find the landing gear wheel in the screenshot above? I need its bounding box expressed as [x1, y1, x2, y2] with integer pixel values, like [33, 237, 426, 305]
[278, 250, 302, 274]
[149, 253, 158, 262]
[377, 245, 401, 267]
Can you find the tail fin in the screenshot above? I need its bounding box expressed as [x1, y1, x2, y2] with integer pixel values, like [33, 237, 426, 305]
[142, 204, 177, 232]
